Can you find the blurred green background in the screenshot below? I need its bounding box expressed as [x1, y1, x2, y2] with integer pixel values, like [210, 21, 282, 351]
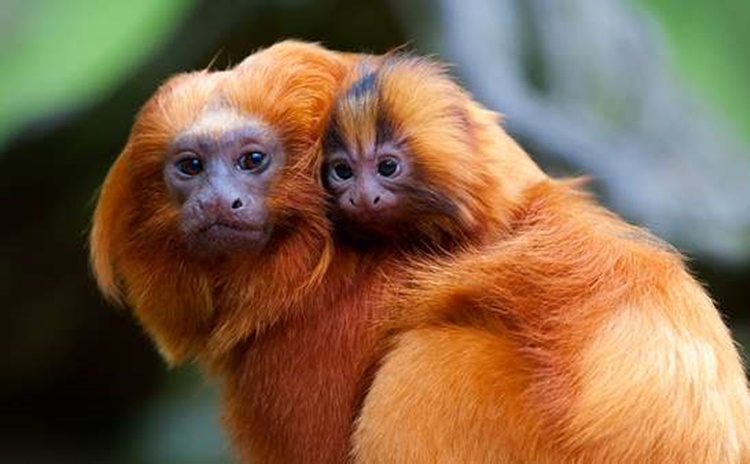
[1, 1, 748, 463]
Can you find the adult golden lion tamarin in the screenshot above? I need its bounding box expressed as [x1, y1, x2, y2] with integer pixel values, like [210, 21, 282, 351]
[90, 41, 384, 463]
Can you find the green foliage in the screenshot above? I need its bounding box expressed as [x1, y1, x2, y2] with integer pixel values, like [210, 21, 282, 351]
[0, 0, 194, 147]
[636, 0, 750, 144]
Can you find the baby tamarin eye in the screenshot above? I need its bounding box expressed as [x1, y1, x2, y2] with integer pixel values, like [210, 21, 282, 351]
[332, 161, 354, 180]
[377, 157, 400, 177]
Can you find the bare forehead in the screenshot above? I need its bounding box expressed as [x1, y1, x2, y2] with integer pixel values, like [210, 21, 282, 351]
[171, 108, 274, 152]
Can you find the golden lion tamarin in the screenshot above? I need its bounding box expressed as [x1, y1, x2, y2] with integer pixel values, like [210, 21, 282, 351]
[323, 56, 750, 463]
[89, 41, 387, 463]
[90, 41, 749, 463]
[323, 56, 542, 248]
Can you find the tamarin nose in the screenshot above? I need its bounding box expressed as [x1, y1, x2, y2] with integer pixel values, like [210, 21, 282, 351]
[373, 196, 381, 205]
[231, 198, 243, 210]
[349, 197, 357, 206]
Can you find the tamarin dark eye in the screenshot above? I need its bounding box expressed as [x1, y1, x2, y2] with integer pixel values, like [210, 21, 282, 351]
[176, 156, 203, 176]
[332, 162, 354, 180]
[377, 158, 400, 177]
[238, 151, 268, 171]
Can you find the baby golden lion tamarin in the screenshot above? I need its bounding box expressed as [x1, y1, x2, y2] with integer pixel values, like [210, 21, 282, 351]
[323, 56, 750, 462]
[323, 57, 543, 248]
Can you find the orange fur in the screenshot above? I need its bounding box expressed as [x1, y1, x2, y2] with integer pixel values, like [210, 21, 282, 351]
[340, 62, 750, 463]
[90, 42, 750, 464]
[354, 181, 750, 462]
[89, 41, 387, 462]
[325, 56, 544, 246]
[334, 58, 750, 462]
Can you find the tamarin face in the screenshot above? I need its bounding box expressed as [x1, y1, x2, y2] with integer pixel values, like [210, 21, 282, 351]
[323, 68, 419, 239]
[323, 56, 505, 246]
[163, 113, 282, 255]
[324, 120, 413, 231]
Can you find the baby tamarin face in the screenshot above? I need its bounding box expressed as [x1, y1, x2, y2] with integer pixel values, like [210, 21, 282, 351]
[324, 101, 414, 233]
[323, 56, 502, 246]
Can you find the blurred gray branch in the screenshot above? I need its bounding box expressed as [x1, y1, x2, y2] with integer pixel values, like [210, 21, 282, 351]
[393, 0, 750, 263]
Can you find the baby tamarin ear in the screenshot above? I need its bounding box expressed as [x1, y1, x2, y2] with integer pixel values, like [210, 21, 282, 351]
[322, 55, 543, 247]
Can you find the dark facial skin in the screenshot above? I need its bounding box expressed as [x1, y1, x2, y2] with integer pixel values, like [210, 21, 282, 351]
[325, 141, 411, 229]
[163, 117, 284, 255]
